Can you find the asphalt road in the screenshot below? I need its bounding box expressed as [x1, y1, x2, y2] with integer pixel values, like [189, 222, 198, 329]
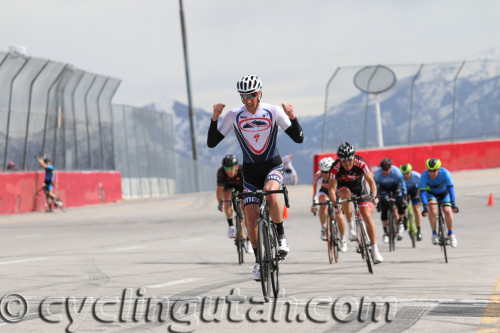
[0, 168, 499, 333]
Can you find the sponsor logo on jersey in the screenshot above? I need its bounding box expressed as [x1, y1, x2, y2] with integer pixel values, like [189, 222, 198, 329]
[238, 118, 271, 132]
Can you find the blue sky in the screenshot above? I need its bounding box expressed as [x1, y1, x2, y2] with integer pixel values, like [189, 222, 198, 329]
[1, 0, 499, 116]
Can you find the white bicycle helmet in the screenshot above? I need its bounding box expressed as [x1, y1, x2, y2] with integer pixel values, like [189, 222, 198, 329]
[319, 157, 334, 172]
[237, 75, 263, 94]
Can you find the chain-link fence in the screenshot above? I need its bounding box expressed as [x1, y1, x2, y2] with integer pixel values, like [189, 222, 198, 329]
[0, 50, 216, 198]
[321, 60, 500, 152]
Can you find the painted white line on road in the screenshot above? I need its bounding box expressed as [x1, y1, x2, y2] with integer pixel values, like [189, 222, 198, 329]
[148, 278, 203, 289]
[0, 257, 48, 265]
[183, 238, 204, 242]
[15, 234, 41, 238]
[109, 245, 147, 251]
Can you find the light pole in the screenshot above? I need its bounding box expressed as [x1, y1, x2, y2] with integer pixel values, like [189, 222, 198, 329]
[179, 0, 199, 191]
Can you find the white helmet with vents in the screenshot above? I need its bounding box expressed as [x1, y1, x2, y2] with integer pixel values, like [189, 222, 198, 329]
[237, 75, 263, 94]
[319, 157, 334, 172]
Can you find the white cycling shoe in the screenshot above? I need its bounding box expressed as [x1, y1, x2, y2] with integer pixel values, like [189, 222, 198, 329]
[340, 240, 347, 253]
[252, 263, 261, 281]
[278, 236, 290, 257]
[227, 226, 235, 238]
[348, 229, 357, 242]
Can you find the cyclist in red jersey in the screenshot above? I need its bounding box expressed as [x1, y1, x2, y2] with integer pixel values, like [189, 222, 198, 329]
[328, 142, 383, 264]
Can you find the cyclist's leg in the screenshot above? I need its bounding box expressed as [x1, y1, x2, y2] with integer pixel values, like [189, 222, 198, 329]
[244, 203, 259, 250]
[337, 186, 355, 240]
[427, 198, 438, 232]
[222, 189, 234, 219]
[318, 194, 328, 228]
[442, 204, 454, 232]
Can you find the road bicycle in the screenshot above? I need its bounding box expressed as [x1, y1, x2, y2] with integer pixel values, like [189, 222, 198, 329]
[35, 184, 65, 212]
[338, 193, 375, 274]
[313, 201, 340, 264]
[236, 185, 290, 302]
[405, 195, 418, 248]
[429, 202, 450, 263]
[230, 190, 250, 265]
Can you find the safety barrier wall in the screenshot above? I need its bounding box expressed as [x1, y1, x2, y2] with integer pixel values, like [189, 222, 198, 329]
[313, 139, 500, 175]
[0, 171, 121, 214]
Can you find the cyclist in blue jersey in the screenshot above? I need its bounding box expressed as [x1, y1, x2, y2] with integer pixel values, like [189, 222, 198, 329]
[207, 75, 304, 281]
[373, 158, 407, 243]
[419, 158, 459, 247]
[400, 163, 422, 241]
[37, 156, 62, 212]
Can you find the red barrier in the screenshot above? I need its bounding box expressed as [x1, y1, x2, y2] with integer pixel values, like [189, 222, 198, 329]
[313, 139, 500, 176]
[0, 171, 122, 214]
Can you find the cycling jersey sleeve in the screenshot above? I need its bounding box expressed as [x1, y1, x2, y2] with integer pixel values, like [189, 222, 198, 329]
[447, 185, 456, 204]
[284, 118, 304, 143]
[420, 190, 428, 206]
[207, 120, 225, 148]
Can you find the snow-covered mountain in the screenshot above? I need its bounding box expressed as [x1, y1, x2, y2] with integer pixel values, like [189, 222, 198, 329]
[146, 48, 500, 184]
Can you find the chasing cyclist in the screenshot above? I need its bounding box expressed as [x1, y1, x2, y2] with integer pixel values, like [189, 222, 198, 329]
[207, 75, 304, 281]
[373, 158, 407, 243]
[37, 156, 63, 212]
[312, 157, 347, 252]
[419, 158, 459, 247]
[328, 142, 383, 264]
[400, 163, 423, 241]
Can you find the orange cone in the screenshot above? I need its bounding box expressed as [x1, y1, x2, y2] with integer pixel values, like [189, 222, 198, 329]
[283, 205, 289, 219]
[488, 193, 494, 206]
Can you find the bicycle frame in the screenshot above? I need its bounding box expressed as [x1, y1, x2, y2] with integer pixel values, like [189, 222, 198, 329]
[313, 201, 339, 264]
[231, 191, 248, 265]
[338, 193, 374, 274]
[406, 195, 417, 248]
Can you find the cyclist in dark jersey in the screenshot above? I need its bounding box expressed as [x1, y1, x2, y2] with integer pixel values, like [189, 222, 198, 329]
[37, 156, 63, 212]
[216, 155, 243, 230]
[328, 142, 383, 264]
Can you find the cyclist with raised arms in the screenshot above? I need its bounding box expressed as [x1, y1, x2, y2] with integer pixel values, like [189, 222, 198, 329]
[400, 163, 423, 241]
[207, 75, 304, 281]
[419, 158, 459, 247]
[312, 157, 347, 252]
[373, 158, 407, 243]
[328, 142, 383, 264]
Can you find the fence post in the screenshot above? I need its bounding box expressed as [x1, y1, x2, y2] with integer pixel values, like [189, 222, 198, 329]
[3, 56, 29, 170]
[451, 61, 466, 142]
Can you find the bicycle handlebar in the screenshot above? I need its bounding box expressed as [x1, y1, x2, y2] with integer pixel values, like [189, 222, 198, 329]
[311, 200, 332, 216]
[337, 193, 374, 205]
[234, 185, 290, 208]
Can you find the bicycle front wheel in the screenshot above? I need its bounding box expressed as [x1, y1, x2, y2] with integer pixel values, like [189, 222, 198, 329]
[269, 224, 280, 298]
[438, 214, 448, 263]
[235, 216, 244, 265]
[258, 219, 272, 301]
[358, 221, 373, 274]
[388, 210, 396, 252]
[407, 206, 416, 248]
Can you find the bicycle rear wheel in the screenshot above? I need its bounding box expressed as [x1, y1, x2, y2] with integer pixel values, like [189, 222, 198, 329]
[438, 214, 448, 263]
[357, 221, 373, 274]
[258, 219, 272, 301]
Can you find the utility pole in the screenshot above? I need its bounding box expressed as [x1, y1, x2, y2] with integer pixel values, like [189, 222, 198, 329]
[179, 0, 199, 191]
